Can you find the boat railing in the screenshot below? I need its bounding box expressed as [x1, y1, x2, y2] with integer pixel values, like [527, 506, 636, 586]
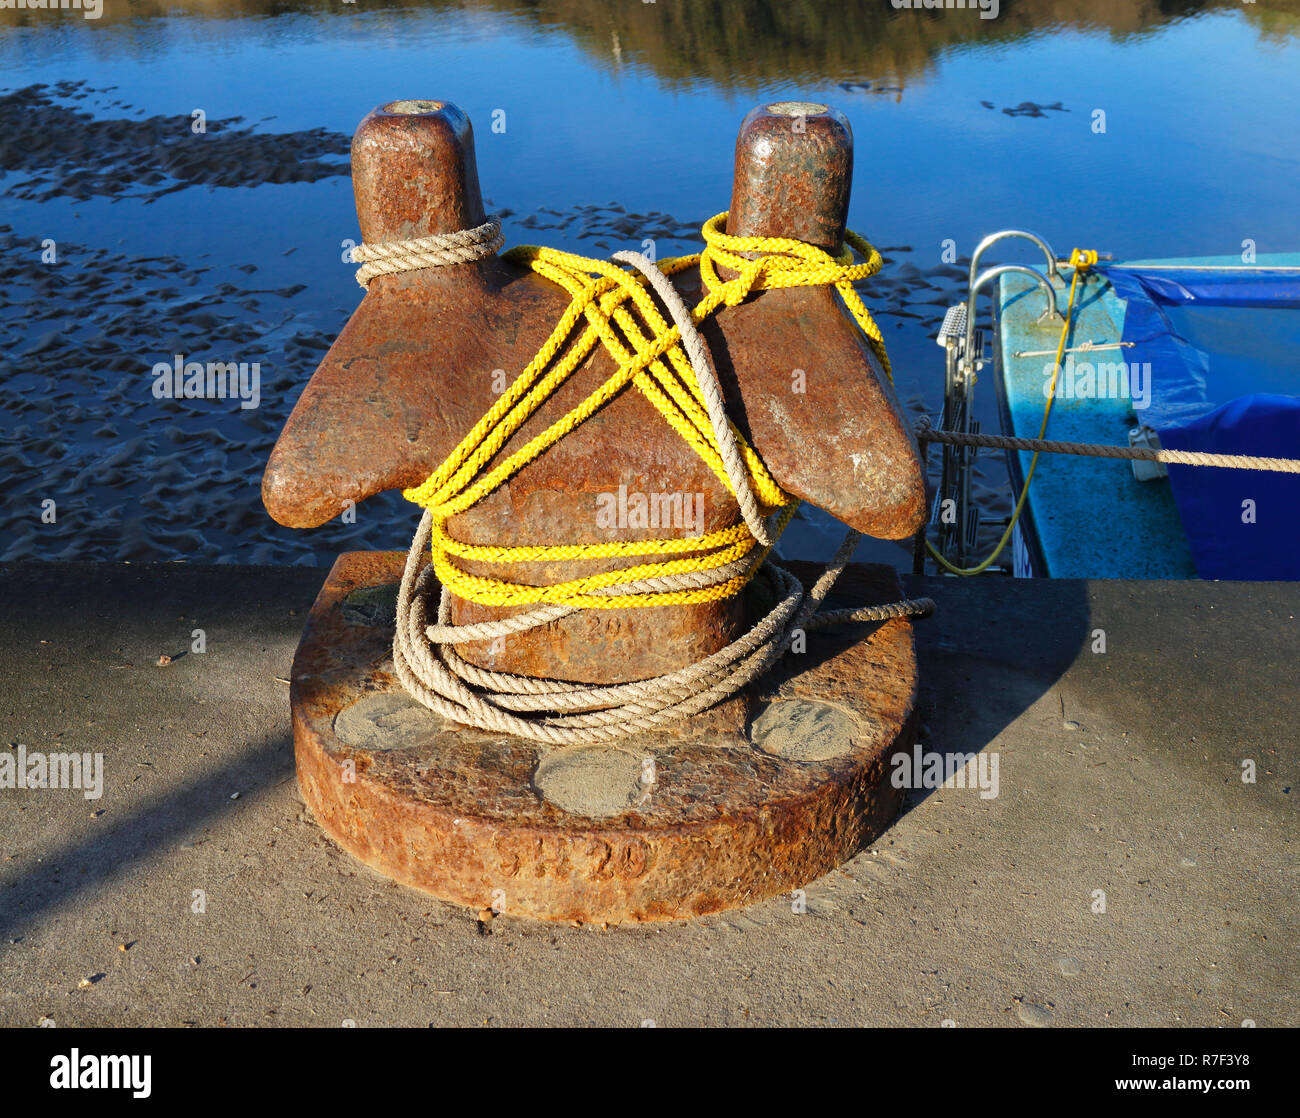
[928, 230, 1065, 572]
[963, 263, 1062, 377]
[968, 229, 1059, 293]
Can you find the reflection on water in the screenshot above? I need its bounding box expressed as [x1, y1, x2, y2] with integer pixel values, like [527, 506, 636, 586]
[5, 0, 1299, 87]
[1, 0, 1298, 568]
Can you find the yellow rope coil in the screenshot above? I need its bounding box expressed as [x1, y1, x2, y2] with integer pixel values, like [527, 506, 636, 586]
[402, 211, 893, 610]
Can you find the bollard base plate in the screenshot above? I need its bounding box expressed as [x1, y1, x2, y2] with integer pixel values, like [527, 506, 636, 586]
[291, 551, 920, 923]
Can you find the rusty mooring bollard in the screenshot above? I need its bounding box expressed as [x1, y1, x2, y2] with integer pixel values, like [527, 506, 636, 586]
[265, 100, 927, 922]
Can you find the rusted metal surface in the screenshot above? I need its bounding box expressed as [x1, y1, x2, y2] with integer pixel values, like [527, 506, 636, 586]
[292, 552, 919, 923]
[727, 101, 853, 252]
[262, 98, 924, 687]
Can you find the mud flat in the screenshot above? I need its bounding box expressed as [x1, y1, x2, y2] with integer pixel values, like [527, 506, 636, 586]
[0, 82, 351, 203]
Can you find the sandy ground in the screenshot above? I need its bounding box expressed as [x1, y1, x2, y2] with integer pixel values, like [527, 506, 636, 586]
[0, 560, 1294, 1027]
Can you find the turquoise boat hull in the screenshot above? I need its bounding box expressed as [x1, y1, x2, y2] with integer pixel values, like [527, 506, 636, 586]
[994, 254, 1300, 579]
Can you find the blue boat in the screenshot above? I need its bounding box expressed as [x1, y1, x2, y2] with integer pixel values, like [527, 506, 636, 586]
[925, 231, 1300, 580]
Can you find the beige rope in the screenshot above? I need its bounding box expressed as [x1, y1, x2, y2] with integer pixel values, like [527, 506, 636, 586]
[393, 511, 933, 745]
[914, 419, 1300, 474]
[386, 243, 934, 745]
[352, 218, 504, 288]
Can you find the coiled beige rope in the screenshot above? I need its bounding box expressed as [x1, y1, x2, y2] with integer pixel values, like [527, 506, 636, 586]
[352, 218, 504, 288]
[393, 509, 934, 745]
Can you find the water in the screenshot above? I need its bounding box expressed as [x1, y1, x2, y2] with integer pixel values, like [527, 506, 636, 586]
[2, 0, 1298, 568]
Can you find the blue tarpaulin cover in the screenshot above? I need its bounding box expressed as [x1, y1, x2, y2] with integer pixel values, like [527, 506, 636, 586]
[1099, 265, 1300, 580]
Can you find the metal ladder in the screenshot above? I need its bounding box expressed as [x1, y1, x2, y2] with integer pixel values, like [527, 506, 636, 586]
[922, 230, 1063, 573]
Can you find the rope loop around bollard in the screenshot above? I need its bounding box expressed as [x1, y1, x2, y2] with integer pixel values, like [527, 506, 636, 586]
[352, 215, 935, 745]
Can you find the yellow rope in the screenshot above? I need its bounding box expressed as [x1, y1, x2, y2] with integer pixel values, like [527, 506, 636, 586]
[401, 212, 893, 610]
[925, 248, 1097, 576]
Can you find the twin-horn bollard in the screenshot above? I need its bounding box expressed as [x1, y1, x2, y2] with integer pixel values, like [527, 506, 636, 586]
[262, 99, 928, 923]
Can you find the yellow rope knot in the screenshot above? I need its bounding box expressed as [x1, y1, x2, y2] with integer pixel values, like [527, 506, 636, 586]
[1068, 247, 1099, 272]
[402, 211, 894, 611]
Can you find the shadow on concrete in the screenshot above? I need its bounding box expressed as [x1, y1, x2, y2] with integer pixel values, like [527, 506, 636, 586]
[0, 560, 320, 944]
[0, 729, 295, 944]
[760, 561, 1092, 814]
[897, 572, 1092, 813]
